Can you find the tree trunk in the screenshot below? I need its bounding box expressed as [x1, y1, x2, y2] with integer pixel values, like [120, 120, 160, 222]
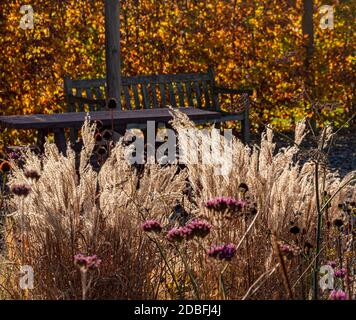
[105, 0, 122, 106]
[302, 0, 315, 127]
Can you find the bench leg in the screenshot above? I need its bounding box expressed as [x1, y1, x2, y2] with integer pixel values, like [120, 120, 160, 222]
[242, 117, 250, 144]
[54, 128, 67, 155]
[37, 129, 47, 153]
[242, 101, 250, 144]
[69, 128, 78, 146]
[115, 124, 127, 136]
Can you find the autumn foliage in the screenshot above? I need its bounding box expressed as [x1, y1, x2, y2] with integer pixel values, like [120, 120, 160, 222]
[0, 1, 354, 149]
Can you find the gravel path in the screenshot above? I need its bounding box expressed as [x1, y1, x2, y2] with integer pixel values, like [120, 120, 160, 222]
[249, 126, 356, 178]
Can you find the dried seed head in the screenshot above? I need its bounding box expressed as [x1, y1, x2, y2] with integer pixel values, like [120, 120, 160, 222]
[238, 182, 249, 192]
[95, 133, 103, 142]
[11, 184, 31, 197]
[102, 130, 113, 141]
[333, 218, 343, 228]
[96, 120, 104, 131]
[97, 146, 107, 156]
[289, 225, 300, 235]
[107, 98, 117, 110]
[24, 169, 40, 181]
[0, 161, 12, 173]
[303, 242, 313, 255]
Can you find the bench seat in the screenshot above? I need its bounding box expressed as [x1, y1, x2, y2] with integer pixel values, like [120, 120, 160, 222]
[64, 68, 251, 143]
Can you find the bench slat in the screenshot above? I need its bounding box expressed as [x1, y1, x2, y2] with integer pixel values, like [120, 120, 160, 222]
[185, 82, 194, 106]
[132, 84, 140, 109]
[176, 82, 185, 107]
[122, 72, 210, 85]
[141, 84, 150, 109]
[168, 83, 177, 108]
[193, 82, 202, 108]
[151, 84, 159, 109]
[202, 80, 211, 109]
[123, 85, 132, 110]
[76, 88, 84, 112]
[159, 83, 166, 107]
[0, 108, 222, 129]
[85, 88, 96, 111]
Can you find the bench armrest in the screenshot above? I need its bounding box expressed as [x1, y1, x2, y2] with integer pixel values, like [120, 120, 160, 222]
[67, 95, 106, 107]
[213, 86, 253, 96]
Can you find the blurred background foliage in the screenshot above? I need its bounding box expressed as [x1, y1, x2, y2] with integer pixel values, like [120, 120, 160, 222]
[0, 0, 354, 149]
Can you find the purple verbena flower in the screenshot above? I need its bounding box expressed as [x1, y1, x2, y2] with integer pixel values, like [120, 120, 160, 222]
[9, 152, 20, 160]
[280, 244, 292, 254]
[166, 227, 185, 242]
[206, 196, 246, 212]
[184, 219, 212, 240]
[74, 254, 101, 271]
[141, 220, 162, 233]
[208, 243, 236, 261]
[329, 289, 347, 300]
[328, 261, 337, 269]
[334, 268, 347, 278]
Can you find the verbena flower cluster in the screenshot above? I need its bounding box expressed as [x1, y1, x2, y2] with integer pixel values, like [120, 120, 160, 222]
[206, 196, 246, 212]
[334, 268, 347, 278]
[166, 219, 212, 242]
[74, 254, 102, 271]
[329, 289, 347, 300]
[166, 227, 186, 242]
[207, 243, 236, 261]
[141, 220, 162, 233]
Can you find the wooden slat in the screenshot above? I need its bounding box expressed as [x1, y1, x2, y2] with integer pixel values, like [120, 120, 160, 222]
[141, 84, 150, 109]
[64, 77, 74, 112]
[202, 80, 211, 109]
[122, 72, 210, 85]
[71, 78, 106, 88]
[168, 83, 177, 108]
[159, 83, 167, 107]
[151, 84, 159, 109]
[176, 82, 185, 107]
[208, 67, 219, 111]
[123, 85, 132, 110]
[85, 88, 95, 111]
[0, 108, 223, 129]
[193, 82, 202, 108]
[185, 82, 194, 106]
[76, 88, 84, 112]
[132, 84, 140, 109]
[94, 86, 104, 101]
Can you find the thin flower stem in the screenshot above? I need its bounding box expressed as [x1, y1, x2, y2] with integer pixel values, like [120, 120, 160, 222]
[174, 244, 200, 300]
[313, 161, 322, 300]
[81, 270, 87, 300]
[147, 235, 184, 300]
[292, 247, 325, 289]
[219, 262, 229, 300]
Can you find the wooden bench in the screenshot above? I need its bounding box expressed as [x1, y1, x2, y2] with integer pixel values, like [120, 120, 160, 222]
[64, 68, 251, 143]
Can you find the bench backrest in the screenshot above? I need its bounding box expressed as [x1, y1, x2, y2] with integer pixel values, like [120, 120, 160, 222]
[64, 69, 219, 112]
